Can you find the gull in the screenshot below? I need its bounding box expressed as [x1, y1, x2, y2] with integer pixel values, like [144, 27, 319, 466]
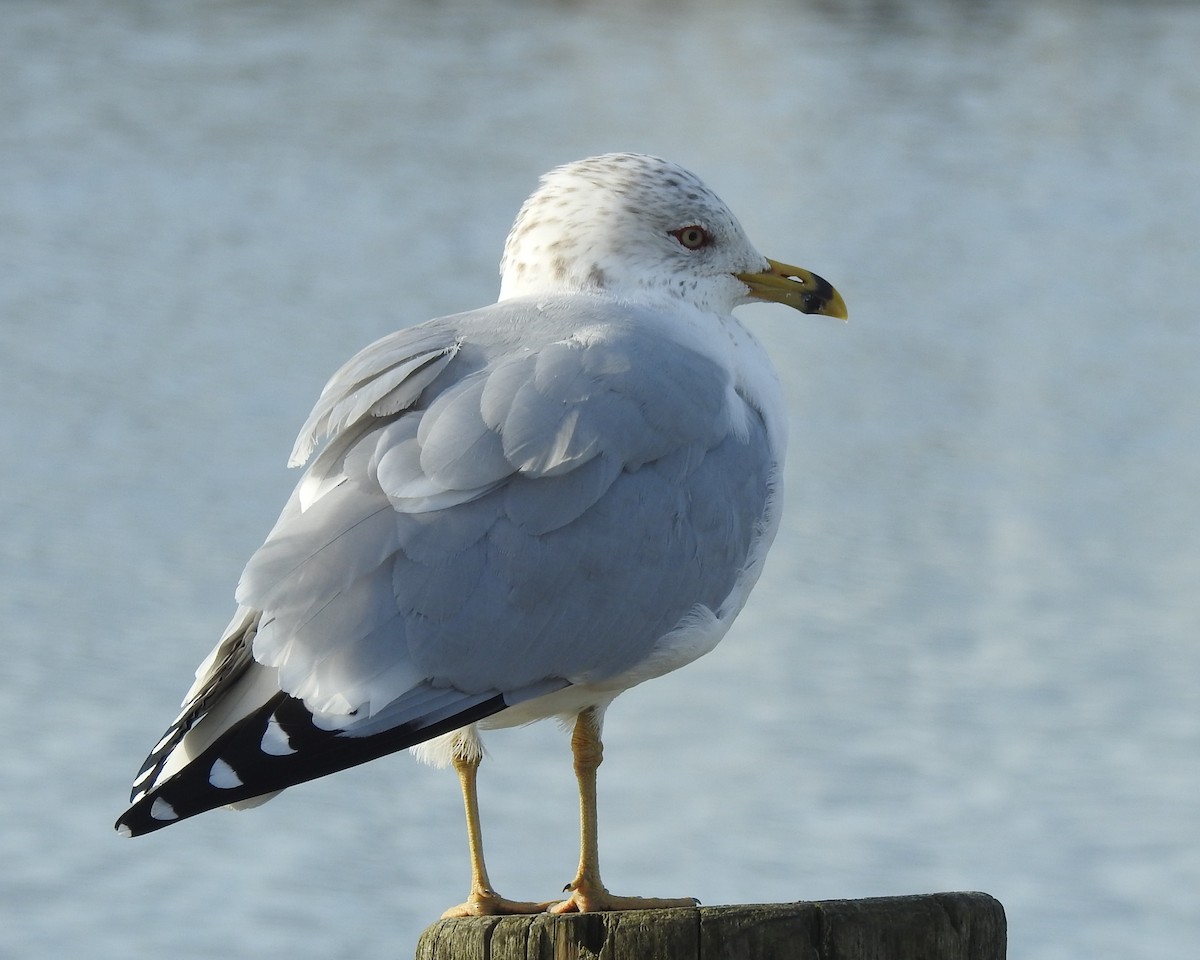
[115, 153, 846, 916]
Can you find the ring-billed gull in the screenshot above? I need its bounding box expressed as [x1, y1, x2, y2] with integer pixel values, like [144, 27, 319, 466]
[115, 153, 846, 916]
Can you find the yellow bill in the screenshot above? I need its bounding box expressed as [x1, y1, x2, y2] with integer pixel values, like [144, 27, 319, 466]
[737, 258, 848, 320]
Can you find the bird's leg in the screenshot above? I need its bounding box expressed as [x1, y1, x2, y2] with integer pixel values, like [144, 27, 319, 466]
[440, 731, 552, 918]
[549, 707, 697, 914]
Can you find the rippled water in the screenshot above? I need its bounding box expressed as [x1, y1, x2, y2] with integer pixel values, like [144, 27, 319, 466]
[3, 1, 1197, 958]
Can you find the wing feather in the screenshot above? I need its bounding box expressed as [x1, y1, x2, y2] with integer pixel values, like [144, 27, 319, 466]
[118, 296, 779, 836]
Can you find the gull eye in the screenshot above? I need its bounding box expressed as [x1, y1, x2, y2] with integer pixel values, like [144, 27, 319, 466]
[669, 225, 711, 250]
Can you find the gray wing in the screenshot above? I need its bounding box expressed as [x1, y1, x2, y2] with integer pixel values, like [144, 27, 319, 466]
[116, 296, 774, 836]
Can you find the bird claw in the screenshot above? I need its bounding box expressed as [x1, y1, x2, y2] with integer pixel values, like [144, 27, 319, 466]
[441, 891, 555, 918]
[547, 880, 698, 914]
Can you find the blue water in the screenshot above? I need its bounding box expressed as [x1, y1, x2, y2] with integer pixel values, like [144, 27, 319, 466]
[2, 1, 1197, 957]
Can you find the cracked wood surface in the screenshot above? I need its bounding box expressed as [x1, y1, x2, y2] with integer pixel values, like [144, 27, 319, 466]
[414, 891, 1006, 960]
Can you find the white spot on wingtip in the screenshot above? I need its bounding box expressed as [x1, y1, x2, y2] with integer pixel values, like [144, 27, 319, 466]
[150, 798, 178, 822]
[260, 716, 296, 756]
[116, 822, 133, 838]
[209, 758, 242, 789]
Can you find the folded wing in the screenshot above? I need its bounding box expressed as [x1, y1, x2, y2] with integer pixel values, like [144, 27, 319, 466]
[117, 297, 774, 836]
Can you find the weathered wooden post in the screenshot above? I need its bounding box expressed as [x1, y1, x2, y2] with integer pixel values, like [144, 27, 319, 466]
[415, 891, 1005, 960]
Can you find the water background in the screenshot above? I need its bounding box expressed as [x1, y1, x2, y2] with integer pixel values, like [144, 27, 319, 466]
[2, 1, 1197, 957]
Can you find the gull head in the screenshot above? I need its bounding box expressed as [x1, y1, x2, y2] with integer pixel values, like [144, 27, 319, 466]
[498, 153, 846, 320]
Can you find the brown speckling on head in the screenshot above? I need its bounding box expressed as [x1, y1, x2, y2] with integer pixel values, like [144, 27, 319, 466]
[497, 153, 768, 315]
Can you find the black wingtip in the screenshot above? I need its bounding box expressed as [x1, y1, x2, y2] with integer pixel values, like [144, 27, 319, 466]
[115, 688, 515, 837]
[114, 801, 165, 838]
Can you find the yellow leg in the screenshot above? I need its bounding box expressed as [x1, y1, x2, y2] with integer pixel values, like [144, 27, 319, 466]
[440, 732, 552, 918]
[549, 707, 697, 914]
